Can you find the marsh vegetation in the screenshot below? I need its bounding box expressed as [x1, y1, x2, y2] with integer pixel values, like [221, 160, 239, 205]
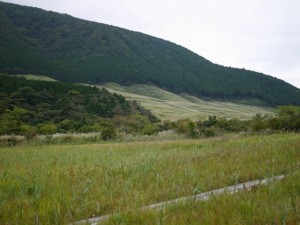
[0, 133, 299, 224]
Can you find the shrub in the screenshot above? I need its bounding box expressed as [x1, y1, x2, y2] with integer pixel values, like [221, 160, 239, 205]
[20, 124, 37, 140]
[250, 114, 267, 132]
[141, 124, 159, 136]
[216, 118, 248, 132]
[37, 124, 57, 135]
[101, 126, 116, 141]
[175, 119, 198, 138]
[199, 128, 216, 137]
[203, 115, 218, 127]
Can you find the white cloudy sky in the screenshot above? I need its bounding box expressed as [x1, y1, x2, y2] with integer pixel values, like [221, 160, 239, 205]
[4, 0, 300, 88]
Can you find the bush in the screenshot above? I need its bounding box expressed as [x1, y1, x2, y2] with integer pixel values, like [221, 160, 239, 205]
[37, 124, 57, 135]
[250, 114, 267, 132]
[0, 136, 24, 146]
[77, 124, 102, 133]
[20, 124, 37, 140]
[112, 114, 151, 133]
[141, 124, 159, 136]
[216, 118, 248, 132]
[159, 120, 176, 131]
[199, 128, 215, 137]
[203, 115, 218, 127]
[175, 119, 198, 138]
[101, 126, 116, 141]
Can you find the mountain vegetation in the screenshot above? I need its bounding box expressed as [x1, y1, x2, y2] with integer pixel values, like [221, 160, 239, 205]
[0, 1, 300, 106]
[0, 75, 157, 137]
[98, 82, 275, 121]
[1, 74, 299, 144]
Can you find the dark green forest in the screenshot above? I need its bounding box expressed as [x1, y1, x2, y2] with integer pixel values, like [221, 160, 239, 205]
[0, 1, 300, 106]
[0, 75, 157, 137]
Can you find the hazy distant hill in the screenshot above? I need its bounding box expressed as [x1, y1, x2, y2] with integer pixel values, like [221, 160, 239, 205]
[0, 1, 300, 106]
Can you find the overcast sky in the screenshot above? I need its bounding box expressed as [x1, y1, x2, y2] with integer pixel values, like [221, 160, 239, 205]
[4, 0, 300, 88]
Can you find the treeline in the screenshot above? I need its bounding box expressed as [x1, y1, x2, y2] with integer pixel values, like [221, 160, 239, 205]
[0, 75, 158, 139]
[1, 1, 300, 106]
[159, 105, 300, 138]
[1, 75, 299, 143]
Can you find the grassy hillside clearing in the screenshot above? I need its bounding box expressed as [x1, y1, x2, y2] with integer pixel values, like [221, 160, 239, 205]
[0, 133, 299, 224]
[99, 83, 275, 120]
[13, 75, 274, 121]
[14, 74, 57, 82]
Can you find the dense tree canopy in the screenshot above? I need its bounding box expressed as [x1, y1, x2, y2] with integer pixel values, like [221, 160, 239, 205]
[0, 1, 300, 106]
[0, 75, 157, 136]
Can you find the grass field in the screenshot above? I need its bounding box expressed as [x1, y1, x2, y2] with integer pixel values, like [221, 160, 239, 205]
[0, 133, 299, 224]
[99, 83, 274, 120]
[104, 173, 300, 225]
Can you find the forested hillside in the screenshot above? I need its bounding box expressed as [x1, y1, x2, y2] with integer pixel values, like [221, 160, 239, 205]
[0, 75, 157, 136]
[0, 1, 300, 106]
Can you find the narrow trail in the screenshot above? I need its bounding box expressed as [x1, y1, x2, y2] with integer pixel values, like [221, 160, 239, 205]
[70, 174, 285, 225]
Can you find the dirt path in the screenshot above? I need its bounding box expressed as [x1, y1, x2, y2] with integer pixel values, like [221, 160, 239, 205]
[70, 174, 285, 225]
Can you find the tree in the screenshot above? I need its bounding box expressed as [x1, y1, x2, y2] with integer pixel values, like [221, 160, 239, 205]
[250, 114, 267, 132]
[0, 109, 21, 134]
[277, 106, 300, 130]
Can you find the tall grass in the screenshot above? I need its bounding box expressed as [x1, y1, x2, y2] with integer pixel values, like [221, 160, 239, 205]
[0, 132, 102, 147]
[0, 133, 299, 224]
[0, 130, 184, 147]
[104, 173, 300, 225]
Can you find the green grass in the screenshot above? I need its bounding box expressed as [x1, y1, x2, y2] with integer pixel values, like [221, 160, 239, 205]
[99, 83, 274, 121]
[0, 133, 299, 224]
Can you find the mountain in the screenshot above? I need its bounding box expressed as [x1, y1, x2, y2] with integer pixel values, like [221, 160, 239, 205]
[0, 1, 300, 106]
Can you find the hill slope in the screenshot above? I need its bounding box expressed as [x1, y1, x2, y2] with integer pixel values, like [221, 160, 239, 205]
[98, 83, 274, 120]
[17, 75, 273, 120]
[0, 1, 300, 106]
